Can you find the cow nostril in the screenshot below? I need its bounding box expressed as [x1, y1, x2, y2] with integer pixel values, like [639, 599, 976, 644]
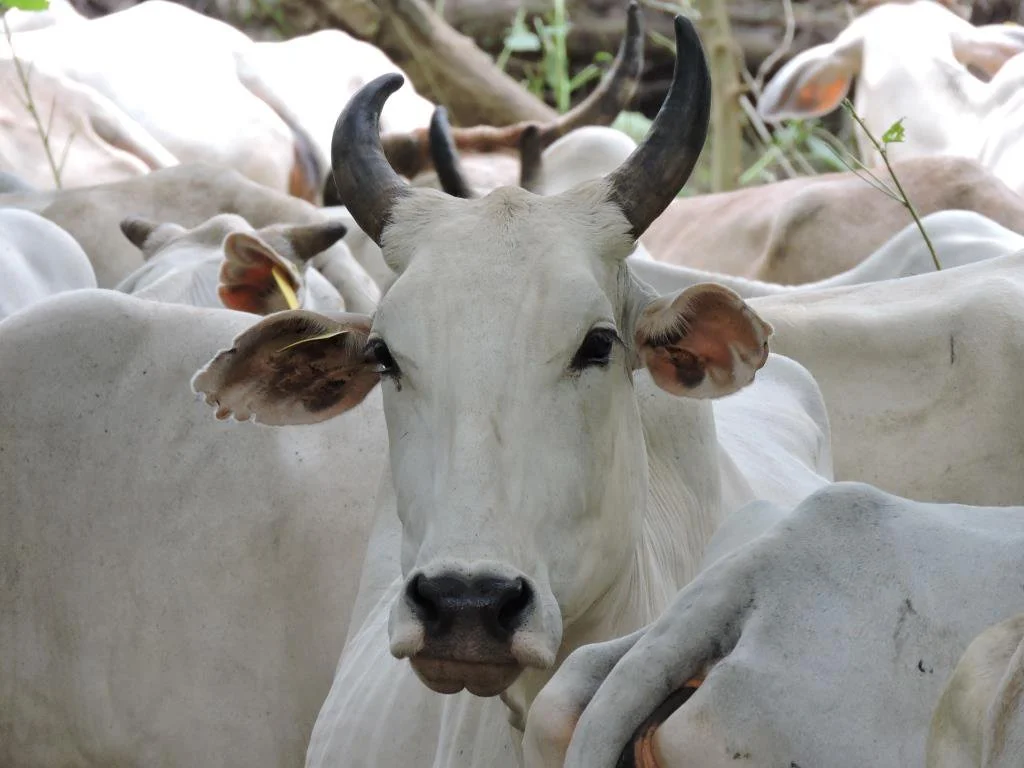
[405, 574, 440, 623]
[496, 577, 532, 634]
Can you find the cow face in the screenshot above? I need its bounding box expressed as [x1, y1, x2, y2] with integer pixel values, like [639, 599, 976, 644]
[192, 10, 770, 698]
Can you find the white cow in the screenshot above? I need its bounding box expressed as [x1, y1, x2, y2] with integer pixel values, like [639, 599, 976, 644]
[115, 214, 351, 313]
[0, 164, 380, 305]
[3, 1, 321, 198]
[928, 614, 1024, 768]
[0, 290, 388, 767]
[0, 56, 178, 190]
[0, 208, 95, 319]
[522, 483, 1024, 768]
[758, 1, 1024, 191]
[631, 209, 1024, 298]
[235, 29, 436, 176]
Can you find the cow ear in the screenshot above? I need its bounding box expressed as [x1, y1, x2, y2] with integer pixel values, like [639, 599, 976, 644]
[119, 216, 186, 258]
[635, 284, 772, 399]
[219, 231, 304, 315]
[758, 36, 861, 121]
[951, 23, 1024, 78]
[191, 310, 379, 426]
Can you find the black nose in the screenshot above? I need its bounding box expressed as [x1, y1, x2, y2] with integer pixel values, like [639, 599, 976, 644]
[406, 574, 533, 641]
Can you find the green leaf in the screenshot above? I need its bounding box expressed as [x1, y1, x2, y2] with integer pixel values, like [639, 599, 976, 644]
[1, 0, 50, 10]
[881, 118, 906, 145]
[503, 29, 541, 52]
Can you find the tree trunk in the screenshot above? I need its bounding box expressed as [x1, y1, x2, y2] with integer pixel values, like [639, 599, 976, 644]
[271, 0, 560, 126]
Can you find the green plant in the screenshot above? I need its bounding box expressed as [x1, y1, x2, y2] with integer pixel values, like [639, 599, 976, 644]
[496, 1, 611, 113]
[2, 0, 67, 188]
[828, 100, 941, 271]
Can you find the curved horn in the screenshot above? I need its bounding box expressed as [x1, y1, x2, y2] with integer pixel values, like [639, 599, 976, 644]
[517, 125, 543, 192]
[605, 15, 710, 237]
[380, 1, 645, 179]
[331, 73, 410, 245]
[429, 106, 476, 199]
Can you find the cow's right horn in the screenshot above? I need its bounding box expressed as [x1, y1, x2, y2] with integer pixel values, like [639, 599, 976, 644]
[331, 73, 410, 245]
[605, 15, 711, 238]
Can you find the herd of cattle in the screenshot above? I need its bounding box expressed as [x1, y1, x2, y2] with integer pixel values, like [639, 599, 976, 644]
[1, 0, 1023, 766]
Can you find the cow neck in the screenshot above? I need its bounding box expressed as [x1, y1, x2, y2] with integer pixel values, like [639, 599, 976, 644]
[509, 378, 726, 721]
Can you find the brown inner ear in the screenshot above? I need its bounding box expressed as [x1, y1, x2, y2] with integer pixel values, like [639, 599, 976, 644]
[796, 75, 849, 112]
[219, 234, 301, 315]
[264, 335, 377, 414]
[219, 259, 295, 315]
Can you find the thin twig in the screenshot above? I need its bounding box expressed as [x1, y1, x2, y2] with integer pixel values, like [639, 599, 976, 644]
[841, 99, 942, 270]
[755, 0, 795, 92]
[3, 13, 63, 188]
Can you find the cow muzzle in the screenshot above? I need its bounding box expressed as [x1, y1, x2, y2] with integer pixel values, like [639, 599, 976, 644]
[389, 566, 559, 696]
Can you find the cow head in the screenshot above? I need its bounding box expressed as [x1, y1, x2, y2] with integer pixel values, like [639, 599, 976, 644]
[758, 0, 1024, 159]
[193, 11, 771, 699]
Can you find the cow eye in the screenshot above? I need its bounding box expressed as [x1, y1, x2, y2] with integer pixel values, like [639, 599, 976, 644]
[366, 338, 400, 377]
[570, 327, 619, 371]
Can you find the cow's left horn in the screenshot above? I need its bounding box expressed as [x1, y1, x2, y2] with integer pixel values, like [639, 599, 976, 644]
[331, 73, 410, 245]
[429, 106, 476, 199]
[605, 15, 711, 238]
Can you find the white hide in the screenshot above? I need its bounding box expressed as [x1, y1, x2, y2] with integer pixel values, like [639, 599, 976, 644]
[2, 2, 300, 194]
[0, 290, 388, 766]
[235, 30, 435, 173]
[758, 1, 1024, 191]
[0, 164, 383, 301]
[115, 213, 351, 313]
[0, 56, 178, 190]
[524, 483, 1024, 768]
[0, 208, 95, 319]
[629, 210, 1024, 298]
[1, 0, 83, 33]
[928, 614, 1024, 768]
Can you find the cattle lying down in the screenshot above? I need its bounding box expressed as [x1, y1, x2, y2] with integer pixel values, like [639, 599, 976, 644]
[0, 290, 388, 767]
[631, 209, 1024, 298]
[748, 248, 1024, 506]
[234, 29, 436, 178]
[757, 0, 1024, 186]
[521, 483, 1024, 768]
[0, 164, 380, 307]
[3, 1, 321, 198]
[0, 57, 178, 190]
[928, 614, 1024, 768]
[115, 214, 350, 313]
[640, 155, 1024, 284]
[0, 208, 96, 319]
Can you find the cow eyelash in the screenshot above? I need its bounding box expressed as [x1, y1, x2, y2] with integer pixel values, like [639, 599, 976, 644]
[366, 338, 401, 378]
[570, 327, 620, 372]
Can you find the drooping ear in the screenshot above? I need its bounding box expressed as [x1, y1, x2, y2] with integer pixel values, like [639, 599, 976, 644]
[635, 284, 773, 399]
[758, 35, 862, 121]
[119, 216, 187, 258]
[219, 231, 305, 315]
[951, 23, 1024, 78]
[191, 310, 379, 426]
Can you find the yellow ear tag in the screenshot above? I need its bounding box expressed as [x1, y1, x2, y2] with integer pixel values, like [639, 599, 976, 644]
[271, 266, 300, 310]
[277, 329, 347, 353]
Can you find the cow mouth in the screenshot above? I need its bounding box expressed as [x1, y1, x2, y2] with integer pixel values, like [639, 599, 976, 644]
[409, 655, 524, 696]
